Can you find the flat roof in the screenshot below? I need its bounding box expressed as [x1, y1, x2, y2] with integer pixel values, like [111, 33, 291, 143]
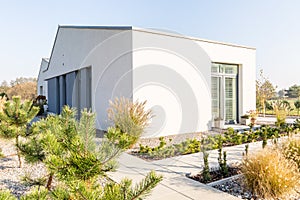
[59, 25, 255, 50]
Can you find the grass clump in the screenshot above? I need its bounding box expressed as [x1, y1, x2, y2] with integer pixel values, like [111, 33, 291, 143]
[108, 97, 152, 144]
[281, 137, 300, 169]
[242, 148, 300, 199]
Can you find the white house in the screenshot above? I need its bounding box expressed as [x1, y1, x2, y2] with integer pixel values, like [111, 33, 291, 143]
[37, 58, 49, 99]
[37, 25, 256, 137]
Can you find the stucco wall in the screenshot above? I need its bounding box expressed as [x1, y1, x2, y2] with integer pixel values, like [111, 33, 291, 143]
[132, 29, 256, 137]
[197, 40, 256, 117]
[132, 30, 212, 137]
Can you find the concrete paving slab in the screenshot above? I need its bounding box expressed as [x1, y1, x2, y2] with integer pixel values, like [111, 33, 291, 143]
[159, 175, 239, 200]
[152, 157, 202, 176]
[108, 137, 277, 199]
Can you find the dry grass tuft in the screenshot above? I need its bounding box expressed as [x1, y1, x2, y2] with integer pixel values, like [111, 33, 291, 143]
[281, 137, 300, 170]
[242, 148, 300, 199]
[0, 96, 7, 113]
[107, 97, 152, 143]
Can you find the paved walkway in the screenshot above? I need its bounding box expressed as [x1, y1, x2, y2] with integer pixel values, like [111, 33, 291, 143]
[108, 140, 271, 200]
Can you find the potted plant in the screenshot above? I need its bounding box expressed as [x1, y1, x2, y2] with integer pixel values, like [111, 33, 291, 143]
[247, 110, 258, 125]
[240, 114, 250, 125]
[214, 117, 225, 129]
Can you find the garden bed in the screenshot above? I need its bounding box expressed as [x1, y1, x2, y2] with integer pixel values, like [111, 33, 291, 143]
[188, 165, 241, 184]
[131, 122, 300, 161]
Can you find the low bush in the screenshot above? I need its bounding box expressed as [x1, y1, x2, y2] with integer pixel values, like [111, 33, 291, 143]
[137, 123, 300, 160]
[138, 137, 201, 159]
[242, 148, 300, 199]
[174, 138, 201, 154]
[224, 128, 242, 145]
[139, 137, 168, 154]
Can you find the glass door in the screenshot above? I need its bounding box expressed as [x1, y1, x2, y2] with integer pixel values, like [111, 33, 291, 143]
[211, 63, 238, 123]
[225, 77, 237, 121]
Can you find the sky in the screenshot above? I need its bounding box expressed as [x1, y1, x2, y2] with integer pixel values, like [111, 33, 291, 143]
[0, 0, 299, 89]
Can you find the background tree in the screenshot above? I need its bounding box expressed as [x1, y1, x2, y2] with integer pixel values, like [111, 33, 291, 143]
[277, 89, 287, 98]
[0, 96, 39, 167]
[0, 81, 9, 94]
[0, 77, 37, 100]
[287, 84, 300, 99]
[256, 69, 276, 116]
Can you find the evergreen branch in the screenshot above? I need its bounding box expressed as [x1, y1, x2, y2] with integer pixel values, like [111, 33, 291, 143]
[76, 190, 89, 200]
[100, 148, 121, 166]
[128, 171, 162, 200]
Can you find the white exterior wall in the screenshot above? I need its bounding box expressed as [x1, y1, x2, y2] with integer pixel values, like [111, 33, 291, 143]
[37, 58, 49, 99]
[132, 30, 212, 137]
[197, 41, 256, 117]
[45, 27, 133, 130]
[132, 29, 256, 137]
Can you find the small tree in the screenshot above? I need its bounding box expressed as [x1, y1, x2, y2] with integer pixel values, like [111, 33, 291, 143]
[0, 96, 39, 167]
[256, 70, 276, 116]
[271, 100, 289, 127]
[16, 99, 161, 199]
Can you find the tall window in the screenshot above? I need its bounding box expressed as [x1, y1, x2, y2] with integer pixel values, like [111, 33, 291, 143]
[211, 63, 238, 122]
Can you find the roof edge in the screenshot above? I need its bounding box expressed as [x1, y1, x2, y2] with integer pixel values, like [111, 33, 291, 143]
[58, 25, 133, 30]
[132, 27, 256, 50]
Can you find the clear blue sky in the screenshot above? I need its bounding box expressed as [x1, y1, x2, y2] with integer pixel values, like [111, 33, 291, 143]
[0, 0, 299, 89]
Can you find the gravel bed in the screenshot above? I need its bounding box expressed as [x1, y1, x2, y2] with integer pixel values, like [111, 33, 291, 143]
[0, 138, 116, 198]
[0, 138, 48, 198]
[212, 176, 300, 200]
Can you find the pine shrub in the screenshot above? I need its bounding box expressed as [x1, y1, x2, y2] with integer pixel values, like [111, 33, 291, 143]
[0, 96, 39, 167]
[14, 101, 161, 199]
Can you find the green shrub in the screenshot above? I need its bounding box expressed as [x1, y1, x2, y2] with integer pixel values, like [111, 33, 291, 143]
[202, 151, 211, 183]
[242, 148, 299, 199]
[139, 137, 201, 158]
[201, 135, 219, 150]
[175, 138, 201, 154]
[139, 137, 167, 154]
[149, 146, 175, 159]
[0, 190, 17, 200]
[224, 128, 242, 145]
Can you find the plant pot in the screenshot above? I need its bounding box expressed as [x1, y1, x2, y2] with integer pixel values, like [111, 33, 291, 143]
[240, 118, 250, 125]
[250, 118, 256, 125]
[43, 105, 48, 114]
[214, 120, 225, 129]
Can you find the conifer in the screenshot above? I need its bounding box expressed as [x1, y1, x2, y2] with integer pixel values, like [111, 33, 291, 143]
[0, 96, 39, 167]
